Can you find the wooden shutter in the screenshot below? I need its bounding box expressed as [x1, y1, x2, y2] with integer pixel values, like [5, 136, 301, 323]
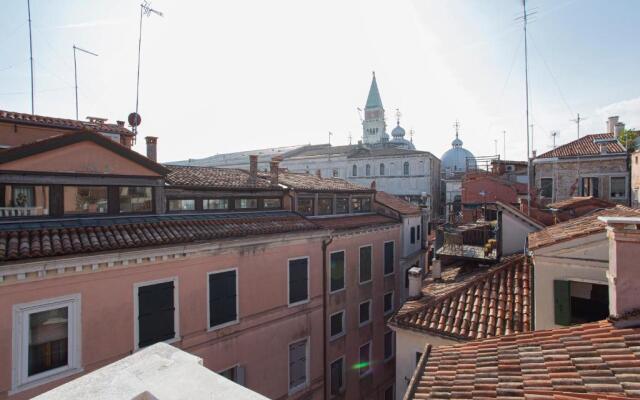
[209, 270, 237, 327]
[289, 259, 308, 304]
[384, 242, 394, 274]
[330, 313, 343, 336]
[331, 252, 345, 291]
[411, 227, 416, 244]
[330, 359, 343, 395]
[138, 281, 175, 348]
[359, 246, 372, 283]
[554, 280, 571, 326]
[289, 340, 307, 388]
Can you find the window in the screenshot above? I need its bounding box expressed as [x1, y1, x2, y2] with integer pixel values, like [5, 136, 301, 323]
[219, 365, 245, 386]
[415, 351, 423, 366]
[330, 310, 345, 339]
[235, 198, 257, 209]
[2, 184, 49, 217]
[120, 186, 152, 213]
[289, 338, 308, 392]
[384, 385, 394, 400]
[380, 163, 385, 176]
[611, 177, 627, 199]
[540, 178, 553, 198]
[336, 197, 349, 214]
[352, 164, 358, 177]
[263, 198, 281, 209]
[168, 199, 195, 211]
[384, 291, 394, 315]
[318, 197, 333, 215]
[12, 294, 81, 392]
[359, 342, 371, 376]
[403, 162, 410, 176]
[288, 258, 309, 305]
[417, 225, 421, 241]
[330, 251, 345, 292]
[330, 357, 345, 396]
[203, 198, 228, 210]
[410, 227, 416, 244]
[580, 177, 600, 197]
[208, 270, 238, 329]
[384, 241, 395, 275]
[136, 279, 178, 349]
[366, 164, 371, 176]
[332, 169, 339, 177]
[297, 197, 314, 215]
[63, 186, 107, 214]
[359, 245, 372, 284]
[554, 280, 608, 326]
[384, 331, 394, 360]
[351, 197, 371, 213]
[359, 300, 371, 326]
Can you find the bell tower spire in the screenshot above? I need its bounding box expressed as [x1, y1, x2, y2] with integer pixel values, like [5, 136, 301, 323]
[362, 71, 386, 145]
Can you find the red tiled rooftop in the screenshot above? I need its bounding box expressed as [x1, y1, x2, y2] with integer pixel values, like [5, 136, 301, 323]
[547, 197, 615, 211]
[390, 255, 531, 340]
[406, 319, 640, 399]
[536, 133, 625, 159]
[528, 206, 640, 250]
[0, 109, 134, 136]
[165, 165, 278, 190]
[312, 214, 399, 230]
[375, 191, 422, 215]
[261, 171, 373, 193]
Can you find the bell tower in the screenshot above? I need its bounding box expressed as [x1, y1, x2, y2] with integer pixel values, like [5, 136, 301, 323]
[362, 72, 386, 145]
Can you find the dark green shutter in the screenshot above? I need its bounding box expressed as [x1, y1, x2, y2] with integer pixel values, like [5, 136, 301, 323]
[138, 281, 175, 348]
[209, 271, 237, 327]
[289, 259, 308, 304]
[554, 280, 571, 326]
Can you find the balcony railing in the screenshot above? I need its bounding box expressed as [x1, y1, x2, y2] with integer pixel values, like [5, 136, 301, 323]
[0, 207, 47, 218]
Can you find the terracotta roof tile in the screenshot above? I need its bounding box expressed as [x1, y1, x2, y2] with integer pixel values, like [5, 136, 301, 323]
[312, 214, 399, 230]
[165, 165, 278, 189]
[536, 134, 625, 159]
[0, 109, 133, 136]
[261, 171, 373, 193]
[0, 211, 318, 262]
[528, 206, 640, 250]
[406, 320, 640, 399]
[375, 191, 422, 215]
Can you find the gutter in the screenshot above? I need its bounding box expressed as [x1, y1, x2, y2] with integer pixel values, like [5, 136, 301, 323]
[321, 235, 333, 400]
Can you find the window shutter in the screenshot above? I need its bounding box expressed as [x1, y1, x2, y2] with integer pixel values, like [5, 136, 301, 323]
[360, 247, 372, 283]
[384, 242, 394, 274]
[289, 259, 308, 304]
[411, 227, 416, 244]
[138, 281, 175, 348]
[209, 271, 237, 327]
[554, 280, 571, 326]
[236, 365, 246, 386]
[289, 340, 307, 388]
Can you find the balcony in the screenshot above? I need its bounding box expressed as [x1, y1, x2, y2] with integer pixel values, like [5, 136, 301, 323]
[0, 206, 47, 218]
[435, 221, 498, 262]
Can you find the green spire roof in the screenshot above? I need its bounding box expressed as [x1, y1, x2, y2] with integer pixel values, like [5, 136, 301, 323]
[365, 72, 383, 109]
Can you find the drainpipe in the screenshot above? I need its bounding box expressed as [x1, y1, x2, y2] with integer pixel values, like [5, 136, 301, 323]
[321, 235, 333, 400]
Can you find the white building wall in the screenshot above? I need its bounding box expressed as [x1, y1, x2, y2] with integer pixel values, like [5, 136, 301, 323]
[501, 212, 538, 256]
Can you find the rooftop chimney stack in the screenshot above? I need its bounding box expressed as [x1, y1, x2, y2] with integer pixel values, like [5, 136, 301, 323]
[608, 116, 620, 134]
[249, 155, 258, 181]
[270, 159, 280, 186]
[370, 180, 376, 190]
[145, 136, 158, 162]
[614, 122, 625, 138]
[408, 266, 424, 298]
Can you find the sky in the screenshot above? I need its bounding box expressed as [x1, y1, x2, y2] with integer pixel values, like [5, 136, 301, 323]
[1, 0, 639, 163]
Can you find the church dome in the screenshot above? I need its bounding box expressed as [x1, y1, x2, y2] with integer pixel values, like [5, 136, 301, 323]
[391, 124, 405, 138]
[441, 134, 476, 176]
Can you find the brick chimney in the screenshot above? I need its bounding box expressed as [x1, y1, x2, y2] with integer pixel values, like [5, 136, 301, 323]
[598, 216, 640, 322]
[249, 155, 258, 181]
[270, 159, 280, 186]
[145, 136, 158, 162]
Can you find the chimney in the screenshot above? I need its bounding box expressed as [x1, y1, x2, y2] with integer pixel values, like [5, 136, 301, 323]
[270, 159, 280, 186]
[614, 122, 625, 138]
[370, 180, 376, 190]
[599, 216, 640, 323]
[116, 120, 125, 127]
[431, 259, 442, 280]
[532, 150, 537, 158]
[315, 169, 322, 178]
[607, 116, 619, 134]
[249, 155, 258, 180]
[145, 136, 158, 162]
[408, 266, 423, 298]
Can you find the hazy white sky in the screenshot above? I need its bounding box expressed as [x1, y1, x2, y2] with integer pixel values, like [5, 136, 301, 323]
[1, 0, 639, 162]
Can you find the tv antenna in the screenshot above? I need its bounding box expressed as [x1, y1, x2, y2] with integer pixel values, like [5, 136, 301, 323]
[503, 130, 507, 160]
[571, 113, 587, 139]
[27, 0, 34, 114]
[73, 45, 98, 120]
[551, 131, 559, 149]
[133, 1, 163, 134]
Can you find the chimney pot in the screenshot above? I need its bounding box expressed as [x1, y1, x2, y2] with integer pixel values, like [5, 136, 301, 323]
[614, 122, 625, 138]
[249, 155, 258, 180]
[432, 259, 442, 280]
[370, 180, 376, 190]
[145, 136, 158, 162]
[608, 116, 620, 134]
[408, 266, 424, 298]
[270, 159, 280, 186]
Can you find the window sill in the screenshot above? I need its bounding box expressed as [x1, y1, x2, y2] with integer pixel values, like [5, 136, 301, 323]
[330, 288, 345, 295]
[329, 332, 345, 342]
[359, 321, 371, 328]
[207, 319, 240, 333]
[288, 299, 310, 308]
[359, 370, 372, 379]
[288, 382, 309, 396]
[11, 366, 84, 395]
[359, 279, 372, 286]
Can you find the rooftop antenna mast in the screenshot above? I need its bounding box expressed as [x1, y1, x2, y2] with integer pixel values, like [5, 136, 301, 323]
[551, 130, 559, 149]
[73, 45, 98, 120]
[27, 0, 34, 114]
[503, 130, 506, 160]
[571, 113, 587, 139]
[134, 1, 163, 134]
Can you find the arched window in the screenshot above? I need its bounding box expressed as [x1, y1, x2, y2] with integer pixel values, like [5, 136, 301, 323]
[365, 164, 371, 176]
[380, 163, 385, 176]
[352, 164, 358, 177]
[403, 162, 410, 176]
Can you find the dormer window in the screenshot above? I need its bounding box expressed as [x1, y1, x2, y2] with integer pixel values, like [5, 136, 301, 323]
[1, 185, 50, 218]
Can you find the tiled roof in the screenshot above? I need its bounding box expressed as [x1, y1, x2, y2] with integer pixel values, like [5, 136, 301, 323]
[406, 319, 640, 399]
[165, 165, 278, 189]
[390, 255, 531, 340]
[536, 133, 626, 159]
[312, 214, 399, 230]
[264, 171, 373, 193]
[0, 211, 318, 262]
[496, 201, 546, 229]
[0, 109, 134, 136]
[375, 191, 422, 215]
[528, 206, 640, 250]
[283, 143, 430, 159]
[547, 196, 615, 211]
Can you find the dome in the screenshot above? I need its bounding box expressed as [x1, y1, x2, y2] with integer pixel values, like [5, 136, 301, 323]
[441, 135, 476, 176]
[391, 124, 406, 138]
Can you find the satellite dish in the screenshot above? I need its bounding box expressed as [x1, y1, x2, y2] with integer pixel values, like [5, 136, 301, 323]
[128, 112, 142, 127]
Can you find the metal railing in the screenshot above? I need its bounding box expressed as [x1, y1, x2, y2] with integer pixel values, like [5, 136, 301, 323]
[0, 207, 46, 217]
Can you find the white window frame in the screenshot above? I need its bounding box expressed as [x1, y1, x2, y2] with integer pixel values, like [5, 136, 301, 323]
[329, 355, 346, 397]
[329, 250, 346, 294]
[329, 310, 345, 341]
[359, 341, 372, 378]
[609, 175, 628, 200]
[383, 240, 396, 277]
[359, 299, 372, 327]
[288, 336, 310, 395]
[288, 256, 310, 307]
[358, 244, 373, 285]
[218, 363, 246, 386]
[11, 293, 82, 394]
[539, 177, 554, 199]
[207, 268, 240, 331]
[383, 291, 394, 315]
[384, 330, 395, 362]
[133, 276, 180, 351]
